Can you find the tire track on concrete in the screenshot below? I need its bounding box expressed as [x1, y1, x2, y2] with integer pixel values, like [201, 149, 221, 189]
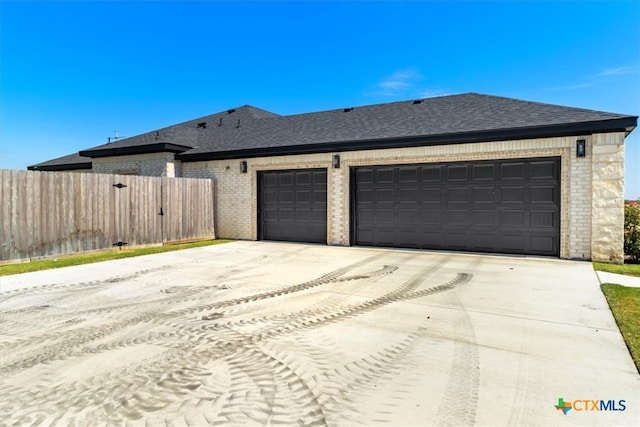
[162, 253, 388, 319]
[1, 250, 477, 426]
[4, 273, 464, 424]
[0, 255, 392, 423]
[318, 329, 427, 425]
[0, 267, 170, 302]
[1, 258, 391, 381]
[0, 272, 242, 365]
[215, 327, 329, 426]
[434, 257, 483, 427]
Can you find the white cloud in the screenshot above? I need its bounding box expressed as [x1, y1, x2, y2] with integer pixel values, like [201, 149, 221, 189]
[418, 89, 450, 98]
[544, 65, 638, 92]
[596, 66, 637, 77]
[367, 69, 447, 99]
[545, 82, 593, 91]
[378, 70, 422, 91]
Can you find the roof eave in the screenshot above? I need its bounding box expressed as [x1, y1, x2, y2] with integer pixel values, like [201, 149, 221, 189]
[79, 142, 192, 158]
[177, 117, 638, 162]
[28, 162, 93, 172]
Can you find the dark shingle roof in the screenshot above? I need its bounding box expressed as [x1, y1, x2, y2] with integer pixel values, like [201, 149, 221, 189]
[179, 93, 636, 160]
[28, 152, 92, 171]
[78, 105, 280, 158]
[32, 93, 637, 168]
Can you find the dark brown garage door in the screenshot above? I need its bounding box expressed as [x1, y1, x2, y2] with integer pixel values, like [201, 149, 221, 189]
[352, 157, 560, 256]
[258, 169, 327, 243]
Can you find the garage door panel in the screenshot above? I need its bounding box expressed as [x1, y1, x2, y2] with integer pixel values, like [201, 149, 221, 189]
[448, 187, 469, 202]
[375, 188, 394, 203]
[501, 211, 525, 227]
[374, 210, 394, 224]
[279, 173, 293, 185]
[530, 211, 556, 228]
[399, 167, 419, 183]
[421, 231, 444, 247]
[447, 166, 468, 181]
[473, 233, 496, 250]
[501, 163, 525, 180]
[471, 210, 495, 226]
[296, 209, 310, 221]
[502, 235, 524, 251]
[357, 229, 374, 244]
[310, 209, 327, 222]
[313, 171, 326, 184]
[422, 167, 442, 182]
[421, 210, 442, 224]
[531, 186, 556, 203]
[264, 208, 277, 221]
[357, 209, 373, 223]
[398, 188, 419, 203]
[376, 169, 394, 183]
[422, 188, 442, 203]
[263, 173, 278, 186]
[264, 191, 278, 203]
[396, 210, 419, 224]
[448, 210, 469, 225]
[502, 186, 525, 203]
[531, 235, 555, 254]
[259, 169, 327, 244]
[373, 230, 395, 245]
[353, 157, 559, 256]
[473, 187, 495, 203]
[356, 169, 373, 184]
[296, 190, 310, 203]
[279, 208, 293, 221]
[296, 172, 311, 185]
[473, 164, 495, 180]
[279, 191, 293, 203]
[357, 189, 373, 204]
[447, 232, 468, 247]
[530, 161, 557, 179]
[313, 190, 327, 203]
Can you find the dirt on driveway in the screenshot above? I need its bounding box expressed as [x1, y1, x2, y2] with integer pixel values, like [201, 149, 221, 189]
[1, 241, 638, 426]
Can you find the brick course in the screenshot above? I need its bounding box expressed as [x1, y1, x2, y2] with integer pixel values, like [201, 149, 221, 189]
[93, 153, 180, 177]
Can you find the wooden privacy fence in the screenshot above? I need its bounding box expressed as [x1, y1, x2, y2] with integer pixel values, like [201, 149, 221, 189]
[0, 170, 216, 261]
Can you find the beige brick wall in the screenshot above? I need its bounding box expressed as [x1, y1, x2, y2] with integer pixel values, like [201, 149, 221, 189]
[182, 156, 330, 240]
[569, 137, 592, 259]
[178, 132, 627, 261]
[93, 153, 180, 177]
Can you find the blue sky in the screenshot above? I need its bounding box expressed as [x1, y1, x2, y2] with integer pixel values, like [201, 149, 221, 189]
[1, 0, 639, 198]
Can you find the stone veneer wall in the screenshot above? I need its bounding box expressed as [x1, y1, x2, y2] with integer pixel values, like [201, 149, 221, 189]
[92, 153, 180, 177]
[591, 133, 625, 263]
[177, 132, 627, 261]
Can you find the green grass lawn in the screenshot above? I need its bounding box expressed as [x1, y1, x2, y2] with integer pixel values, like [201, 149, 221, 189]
[593, 262, 640, 277]
[601, 284, 640, 373]
[0, 239, 232, 276]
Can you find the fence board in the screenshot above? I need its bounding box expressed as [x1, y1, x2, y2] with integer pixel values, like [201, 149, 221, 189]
[0, 170, 216, 261]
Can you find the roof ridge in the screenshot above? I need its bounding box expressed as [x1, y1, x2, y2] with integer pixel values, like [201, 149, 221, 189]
[274, 93, 499, 119]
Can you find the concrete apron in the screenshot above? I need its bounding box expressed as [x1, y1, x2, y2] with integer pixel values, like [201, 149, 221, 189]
[1, 241, 638, 426]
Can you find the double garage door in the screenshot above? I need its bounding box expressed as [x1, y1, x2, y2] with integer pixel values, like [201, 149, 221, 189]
[258, 157, 560, 256]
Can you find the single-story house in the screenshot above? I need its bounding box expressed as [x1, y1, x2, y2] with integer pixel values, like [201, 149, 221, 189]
[29, 93, 637, 262]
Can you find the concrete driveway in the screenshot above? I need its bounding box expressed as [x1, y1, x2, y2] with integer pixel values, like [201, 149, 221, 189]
[1, 241, 638, 426]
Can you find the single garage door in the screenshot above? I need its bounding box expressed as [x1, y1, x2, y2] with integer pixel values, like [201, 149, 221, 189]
[352, 157, 560, 256]
[258, 169, 327, 243]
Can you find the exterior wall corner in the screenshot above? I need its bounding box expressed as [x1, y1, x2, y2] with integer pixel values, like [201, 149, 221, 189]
[590, 132, 625, 263]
